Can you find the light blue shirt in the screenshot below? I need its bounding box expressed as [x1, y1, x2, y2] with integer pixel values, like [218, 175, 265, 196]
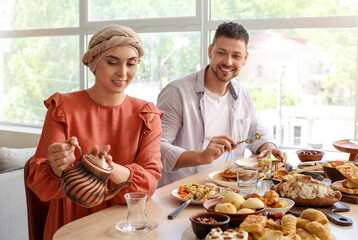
[157, 65, 276, 187]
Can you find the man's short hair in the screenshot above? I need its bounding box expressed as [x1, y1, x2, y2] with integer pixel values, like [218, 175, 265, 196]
[212, 22, 249, 49]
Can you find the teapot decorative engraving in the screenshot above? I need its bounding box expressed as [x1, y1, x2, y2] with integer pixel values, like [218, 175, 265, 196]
[61, 147, 131, 208]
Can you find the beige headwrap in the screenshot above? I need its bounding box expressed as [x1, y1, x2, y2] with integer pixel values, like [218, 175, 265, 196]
[82, 25, 145, 72]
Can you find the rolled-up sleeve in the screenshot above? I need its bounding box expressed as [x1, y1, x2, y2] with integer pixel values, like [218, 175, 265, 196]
[157, 85, 186, 173]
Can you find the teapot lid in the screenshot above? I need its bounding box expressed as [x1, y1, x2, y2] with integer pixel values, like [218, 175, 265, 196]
[85, 149, 111, 171]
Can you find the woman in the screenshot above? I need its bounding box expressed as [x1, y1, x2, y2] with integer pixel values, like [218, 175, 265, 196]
[26, 25, 163, 240]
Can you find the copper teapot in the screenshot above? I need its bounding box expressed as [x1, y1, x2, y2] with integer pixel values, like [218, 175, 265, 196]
[61, 147, 131, 208]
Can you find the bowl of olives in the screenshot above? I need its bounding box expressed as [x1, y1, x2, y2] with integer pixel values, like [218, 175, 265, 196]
[296, 149, 325, 162]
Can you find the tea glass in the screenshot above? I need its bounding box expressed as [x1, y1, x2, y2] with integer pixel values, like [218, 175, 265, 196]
[115, 192, 157, 233]
[237, 167, 258, 195]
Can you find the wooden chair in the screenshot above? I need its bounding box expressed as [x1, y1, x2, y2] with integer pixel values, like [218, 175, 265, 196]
[24, 157, 50, 240]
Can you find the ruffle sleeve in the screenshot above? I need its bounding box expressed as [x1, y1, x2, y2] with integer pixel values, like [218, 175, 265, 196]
[44, 92, 67, 125]
[138, 102, 163, 130]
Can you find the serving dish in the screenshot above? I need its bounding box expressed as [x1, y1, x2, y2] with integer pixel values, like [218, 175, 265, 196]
[203, 197, 265, 226]
[323, 160, 358, 183]
[264, 198, 295, 214]
[296, 149, 325, 162]
[189, 212, 230, 239]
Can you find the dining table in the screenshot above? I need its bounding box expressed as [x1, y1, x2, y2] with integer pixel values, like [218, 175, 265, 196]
[53, 149, 357, 240]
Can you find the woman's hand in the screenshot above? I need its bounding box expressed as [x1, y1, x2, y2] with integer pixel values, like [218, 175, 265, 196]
[48, 136, 79, 177]
[89, 144, 113, 168]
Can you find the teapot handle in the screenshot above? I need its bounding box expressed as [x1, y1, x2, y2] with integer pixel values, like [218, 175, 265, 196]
[61, 145, 83, 177]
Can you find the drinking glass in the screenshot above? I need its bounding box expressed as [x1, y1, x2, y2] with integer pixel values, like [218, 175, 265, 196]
[125, 192, 148, 230]
[237, 167, 258, 195]
[115, 192, 158, 233]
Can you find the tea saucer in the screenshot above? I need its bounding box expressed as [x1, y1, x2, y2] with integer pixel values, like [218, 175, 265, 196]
[115, 221, 158, 234]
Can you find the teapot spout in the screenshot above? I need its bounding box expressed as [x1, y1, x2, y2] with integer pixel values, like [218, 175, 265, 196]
[104, 181, 131, 201]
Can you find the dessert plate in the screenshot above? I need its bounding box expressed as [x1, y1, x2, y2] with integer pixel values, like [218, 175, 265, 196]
[209, 170, 264, 188]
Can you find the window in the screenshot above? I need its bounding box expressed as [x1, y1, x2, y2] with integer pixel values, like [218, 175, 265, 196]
[1, 0, 357, 151]
[294, 126, 301, 145]
[257, 65, 262, 78]
[89, 0, 196, 21]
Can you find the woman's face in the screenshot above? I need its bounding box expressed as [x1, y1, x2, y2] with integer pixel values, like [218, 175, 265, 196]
[94, 45, 139, 96]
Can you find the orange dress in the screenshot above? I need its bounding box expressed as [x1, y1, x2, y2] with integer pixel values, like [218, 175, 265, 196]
[26, 90, 163, 240]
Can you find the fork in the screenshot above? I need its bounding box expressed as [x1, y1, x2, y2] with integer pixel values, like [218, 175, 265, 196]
[224, 137, 257, 150]
[167, 194, 200, 219]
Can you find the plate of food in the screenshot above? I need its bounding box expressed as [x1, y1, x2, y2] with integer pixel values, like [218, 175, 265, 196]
[209, 168, 265, 188]
[170, 183, 221, 205]
[264, 197, 295, 214]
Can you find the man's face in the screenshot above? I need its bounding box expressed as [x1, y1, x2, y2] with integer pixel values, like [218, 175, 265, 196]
[208, 36, 249, 83]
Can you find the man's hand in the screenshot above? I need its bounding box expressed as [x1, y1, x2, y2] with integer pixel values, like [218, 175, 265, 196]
[257, 143, 287, 166]
[200, 135, 237, 164]
[175, 135, 237, 169]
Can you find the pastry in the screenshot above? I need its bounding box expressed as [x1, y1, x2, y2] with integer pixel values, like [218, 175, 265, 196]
[280, 234, 302, 240]
[244, 193, 266, 203]
[296, 228, 319, 240]
[240, 215, 267, 233]
[263, 190, 280, 206]
[300, 208, 328, 225]
[265, 219, 281, 230]
[305, 221, 334, 240]
[331, 180, 358, 195]
[206, 227, 249, 240]
[223, 168, 238, 179]
[342, 179, 358, 188]
[258, 230, 283, 240]
[296, 218, 310, 229]
[251, 227, 272, 240]
[271, 175, 342, 206]
[222, 192, 245, 209]
[237, 208, 255, 214]
[242, 198, 265, 209]
[206, 227, 223, 240]
[270, 200, 288, 208]
[217, 203, 237, 214]
[336, 162, 358, 184]
[281, 214, 297, 235]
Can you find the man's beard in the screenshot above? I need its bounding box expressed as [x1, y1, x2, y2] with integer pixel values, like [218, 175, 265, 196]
[211, 64, 238, 83]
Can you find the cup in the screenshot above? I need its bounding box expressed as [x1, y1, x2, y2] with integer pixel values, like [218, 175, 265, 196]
[125, 192, 148, 230]
[237, 167, 258, 195]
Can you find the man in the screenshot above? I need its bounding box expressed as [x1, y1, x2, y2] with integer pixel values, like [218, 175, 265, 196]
[157, 22, 287, 187]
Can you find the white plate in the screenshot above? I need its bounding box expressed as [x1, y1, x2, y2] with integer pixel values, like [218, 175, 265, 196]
[208, 170, 238, 188]
[234, 157, 259, 168]
[170, 188, 204, 205]
[264, 198, 295, 214]
[209, 170, 264, 188]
